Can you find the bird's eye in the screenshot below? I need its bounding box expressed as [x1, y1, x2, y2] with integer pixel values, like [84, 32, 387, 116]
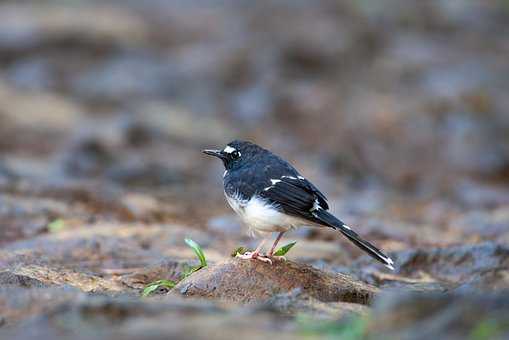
[231, 150, 241, 159]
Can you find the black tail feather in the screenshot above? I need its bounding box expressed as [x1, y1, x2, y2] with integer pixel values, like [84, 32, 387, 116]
[312, 209, 395, 270]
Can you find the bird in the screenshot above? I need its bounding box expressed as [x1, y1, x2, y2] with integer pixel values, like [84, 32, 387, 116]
[203, 140, 394, 270]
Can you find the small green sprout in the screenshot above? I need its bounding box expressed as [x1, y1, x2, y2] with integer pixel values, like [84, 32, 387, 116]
[230, 242, 296, 258]
[274, 241, 297, 256]
[48, 219, 66, 233]
[180, 263, 200, 280]
[231, 246, 250, 257]
[180, 238, 208, 279]
[142, 279, 176, 297]
[184, 238, 207, 268]
[142, 239, 208, 297]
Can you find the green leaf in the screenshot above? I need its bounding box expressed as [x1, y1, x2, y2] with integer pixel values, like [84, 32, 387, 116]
[274, 241, 297, 256]
[142, 279, 176, 297]
[48, 219, 66, 233]
[469, 318, 506, 340]
[180, 264, 201, 280]
[231, 246, 250, 257]
[185, 238, 207, 267]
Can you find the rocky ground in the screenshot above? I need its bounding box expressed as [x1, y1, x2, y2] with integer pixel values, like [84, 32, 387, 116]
[1, 1, 509, 339]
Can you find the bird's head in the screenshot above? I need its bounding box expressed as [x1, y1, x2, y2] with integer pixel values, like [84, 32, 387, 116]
[203, 140, 261, 170]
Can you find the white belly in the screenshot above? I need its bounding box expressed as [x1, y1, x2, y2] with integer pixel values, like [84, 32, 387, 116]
[225, 192, 309, 236]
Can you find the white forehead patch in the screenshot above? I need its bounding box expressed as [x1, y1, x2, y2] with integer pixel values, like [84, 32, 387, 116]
[223, 146, 236, 153]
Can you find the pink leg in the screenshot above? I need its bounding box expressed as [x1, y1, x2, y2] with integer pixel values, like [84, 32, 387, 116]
[268, 231, 285, 256]
[252, 239, 266, 257]
[236, 238, 272, 264]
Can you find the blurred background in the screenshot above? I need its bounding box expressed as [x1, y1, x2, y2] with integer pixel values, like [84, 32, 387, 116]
[1, 0, 508, 241]
[1, 1, 509, 338]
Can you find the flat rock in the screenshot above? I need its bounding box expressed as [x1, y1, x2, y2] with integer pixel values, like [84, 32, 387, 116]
[352, 242, 509, 291]
[0, 270, 50, 288]
[173, 258, 378, 304]
[370, 291, 509, 340]
[2, 265, 124, 293]
[264, 288, 369, 319]
[0, 295, 298, 340]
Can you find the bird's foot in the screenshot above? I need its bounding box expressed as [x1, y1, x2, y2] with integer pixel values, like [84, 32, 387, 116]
[270, 255, 287, 261]
[267, 250, 287, 261]
[236, 252, 272, 264]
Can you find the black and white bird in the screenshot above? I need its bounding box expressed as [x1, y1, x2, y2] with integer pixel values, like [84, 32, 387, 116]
[203, 140, 394, 270]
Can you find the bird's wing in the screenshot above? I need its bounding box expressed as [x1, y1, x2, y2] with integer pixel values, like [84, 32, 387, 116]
[259, 175, 329, 221]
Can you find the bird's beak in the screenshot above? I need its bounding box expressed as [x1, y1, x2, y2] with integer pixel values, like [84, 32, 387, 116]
[203, 149, 226, 160]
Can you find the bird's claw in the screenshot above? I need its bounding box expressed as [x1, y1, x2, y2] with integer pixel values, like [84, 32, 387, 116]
[236, 252, 272, 264]
[271, 255, 286, 261]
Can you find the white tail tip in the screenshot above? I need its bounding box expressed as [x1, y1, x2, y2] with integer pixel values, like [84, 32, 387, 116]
[384, 256, 395, 271]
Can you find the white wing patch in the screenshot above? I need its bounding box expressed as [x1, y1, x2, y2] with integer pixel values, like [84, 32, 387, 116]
[263, 179, 281, 192]
[311, 199, 322, 211]
[281, 175, 297, 180]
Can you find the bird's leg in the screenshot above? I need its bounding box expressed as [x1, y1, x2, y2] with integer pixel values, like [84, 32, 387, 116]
[236, 238, 272, 264]
[268, 231, 285, 257]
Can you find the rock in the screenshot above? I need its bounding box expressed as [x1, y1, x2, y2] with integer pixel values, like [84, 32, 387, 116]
[264, 288, 369, 319]
[3, 222, 215, 271]
[105, 161, 183, 188]
[0, 295, 298, 340]
[457, 268, 509, 292]
[0, 80, 82, 132]
[394, 242, 509, 282]
[173, 258, 378, 304]
[120, 259, 190, 290]
[62, 138, 116, 177]
[0, 270, 50, 288]
[352, 242, 509, 291]
[0, 286, 82, 327]
[370, 291, 509, 340]
[0, 4, 148, 52]
[450, 207, 509, 239]
[2, 265, 125, 293]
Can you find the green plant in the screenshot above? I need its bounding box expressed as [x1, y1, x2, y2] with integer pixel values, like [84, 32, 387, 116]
[48, 219, 66, 233]
[231, 246, 250, 257]
[231, 241, 297, 258]
[274, 241, 297, 256]
[143, 238, 208, 297]
[185, 238, 207, 268]
[469, 318, 508, 340]
[142, 279, 176, 297]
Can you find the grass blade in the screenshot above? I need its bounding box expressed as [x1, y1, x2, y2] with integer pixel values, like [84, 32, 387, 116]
[48, 219, 66, 233]
[185, 238, 207, 267]
[142, 279, 176, 297]
[274, 241, 297, 256]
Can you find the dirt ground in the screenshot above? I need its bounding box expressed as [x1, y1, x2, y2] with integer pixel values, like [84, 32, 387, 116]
[1, 1, 508, 339]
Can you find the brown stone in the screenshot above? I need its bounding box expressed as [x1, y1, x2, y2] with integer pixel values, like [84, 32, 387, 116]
[174, 258, 378, 304]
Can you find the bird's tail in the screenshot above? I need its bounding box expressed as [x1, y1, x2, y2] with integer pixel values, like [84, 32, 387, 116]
[312, 209, 395, 270]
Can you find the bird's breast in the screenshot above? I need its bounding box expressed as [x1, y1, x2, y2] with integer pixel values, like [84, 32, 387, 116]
[224, 190, 247, 216]
[224, 191, 302, 235]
